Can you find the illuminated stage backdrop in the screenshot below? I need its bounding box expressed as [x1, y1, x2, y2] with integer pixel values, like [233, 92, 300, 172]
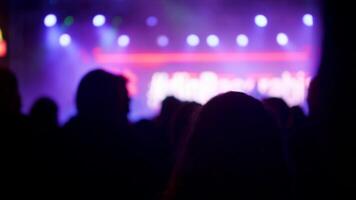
[10, 0, 321, 123]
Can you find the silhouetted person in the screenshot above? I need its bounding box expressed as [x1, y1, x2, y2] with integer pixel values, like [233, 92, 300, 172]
[156, 96, 183, 136]
[288, 106, 307, 131]
[1, 68, 34, 197]
[262, 97, 294, 176]
[30, 97, 58, 132]
[294, 76, 329, 200]
[287, 105, 307, 175]
[263, 97, 290, 130]
[0, 69, 21, 117]
[167, 92, 289, 200]
[169, 101, 201, 156]
[62, 69, 147, 199]
[29, 97, 60, 176]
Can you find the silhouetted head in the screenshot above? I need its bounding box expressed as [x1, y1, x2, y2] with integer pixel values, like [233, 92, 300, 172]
[0, 68, 21, 116]
[76, 69, 129, 123]
[262, 97, 290, 129]
[191, 92, 281, 156]
[30, 97, 58, 128]
[173, 92, 286, 199]
[157, 96, 182, 128]
[288, 106, 306, 129]
[307, 76, 321, 118]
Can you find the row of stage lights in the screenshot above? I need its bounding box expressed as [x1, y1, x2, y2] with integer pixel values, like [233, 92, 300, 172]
[57, 32, 289, 48]
[45, 14, 314, 48]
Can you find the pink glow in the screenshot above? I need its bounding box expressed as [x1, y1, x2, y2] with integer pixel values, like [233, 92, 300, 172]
[93, 49, 310, 65]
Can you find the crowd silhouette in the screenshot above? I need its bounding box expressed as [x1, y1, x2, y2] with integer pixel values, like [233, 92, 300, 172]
[0, 66, 339, 199]
[1, 1, 354, 199]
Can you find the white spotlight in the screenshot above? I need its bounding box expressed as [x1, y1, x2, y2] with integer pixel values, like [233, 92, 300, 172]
[206, 34, 219, 47]
[44, 14, 57, 27]
[255, 14, 268, 27]
[236, 34, 249, 47]
[117, 35, 130, 47]
[186, 34, 200, 47]
[59, 34, 71, 47]
[93, 14, 106, 27]
[276, 33, 289, 46]
[303, 14, 314, 27]
[157, 35, 169, 47]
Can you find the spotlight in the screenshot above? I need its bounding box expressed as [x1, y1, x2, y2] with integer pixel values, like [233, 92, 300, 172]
[276, 33, 288, 46]
[236, 34, 249, 47]
[93, 14, 106, 27]
[206, 34, 219, 47]
[303, 14, 313, 27]
[117, 35, 130, 47]
[157, 35, 169, 47]
[186, 34, 200, 47]
[146, 16, 158, 27]
[255, 14, 268, 27]
[44, 14, 57, 27]
[59, 33, 71, 47]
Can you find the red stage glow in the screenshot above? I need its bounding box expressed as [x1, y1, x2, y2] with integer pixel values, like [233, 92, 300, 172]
[0, 41, 6, 57]
[0, 29, 6, 58]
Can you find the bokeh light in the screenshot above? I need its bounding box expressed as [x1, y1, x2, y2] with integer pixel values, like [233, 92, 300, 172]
[117, 35, 130, 47]
[255, 14, 268, 27]
[93, 14, 106, 27]
[44, 14, 57, 27]
[59, 33, 71, 47]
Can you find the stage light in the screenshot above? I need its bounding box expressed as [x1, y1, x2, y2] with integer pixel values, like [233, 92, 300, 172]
[255, 14, 268, 27]
[0, 40, 6, 57]
[186, 34, 200, 47]
[59, 33, 71, 47]
[276, 33, 288, 46]
[157, 35, 169, 47]
[146, 16, 158, 27]
[236, 34, 249, 47]
[206, 34, 219, 47]
[44, 14, 57, 27]
[303, 14, 313, 27]
[117, 35, 130, 47]
[0, 28, 3, 41]
[93, 14, 106, 27]
[64, 16, 74, 26]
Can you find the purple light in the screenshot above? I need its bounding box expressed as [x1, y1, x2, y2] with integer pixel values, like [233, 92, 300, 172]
[157, 35, 169, 47]
[44, 14, 57, 27]
[255, 14, 268, 27]
[59, 34, 71, 47]
[93, 14, 106, 27]
[146, 16, 158, 27]
[186, 34, 200, 47]
[206, 34, 219, 47]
